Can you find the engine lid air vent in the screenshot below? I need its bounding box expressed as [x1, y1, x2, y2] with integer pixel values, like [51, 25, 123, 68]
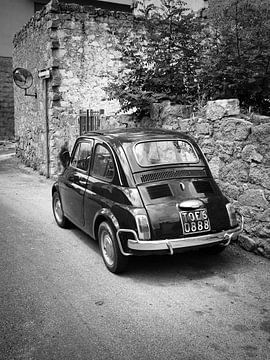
[140, 169, 207, 183]
[193, 180, 214, 194]
[147, 184, 172, 199]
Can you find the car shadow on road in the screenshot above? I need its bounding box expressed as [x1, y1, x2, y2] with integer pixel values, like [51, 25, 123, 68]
[123, 244, 253, 285]
[69, 225, 252, 284]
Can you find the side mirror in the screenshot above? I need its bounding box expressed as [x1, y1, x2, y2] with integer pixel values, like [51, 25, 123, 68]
[13, 67, 37, 98]
[59, 150, 70, 168]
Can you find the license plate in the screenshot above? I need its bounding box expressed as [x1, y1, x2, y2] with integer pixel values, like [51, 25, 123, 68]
[180, 209, 211, 235]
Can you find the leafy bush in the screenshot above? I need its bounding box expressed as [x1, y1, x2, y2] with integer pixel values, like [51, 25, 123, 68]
[105, 0, 203, 118]
[201, 0, 270, 115]
[105, 0, 270, 117]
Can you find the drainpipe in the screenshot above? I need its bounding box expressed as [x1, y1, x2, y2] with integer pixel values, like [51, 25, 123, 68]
[39, 69, 51, 178]
[44, 78, 50, 178]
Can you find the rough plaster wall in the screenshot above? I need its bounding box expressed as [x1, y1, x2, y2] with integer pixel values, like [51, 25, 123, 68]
[13, 10, 53, 174]
[0, 57, 14, 139]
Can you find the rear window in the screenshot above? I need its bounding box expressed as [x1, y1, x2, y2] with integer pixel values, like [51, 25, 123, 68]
[134, 140, 198, 166]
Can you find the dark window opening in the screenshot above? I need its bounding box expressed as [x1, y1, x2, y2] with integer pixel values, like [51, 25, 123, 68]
[71, 141, 94, 171]
[92, 144, 115, 181]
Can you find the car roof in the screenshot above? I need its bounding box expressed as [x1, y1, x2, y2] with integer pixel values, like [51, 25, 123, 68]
[79, 128, 195, 145]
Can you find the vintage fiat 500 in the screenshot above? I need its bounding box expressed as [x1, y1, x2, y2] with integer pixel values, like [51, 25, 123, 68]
[52, 128, 243, 273]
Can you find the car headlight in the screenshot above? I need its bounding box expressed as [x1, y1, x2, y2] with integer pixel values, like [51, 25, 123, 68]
[135, 214, 151, 240]
[226, 203, 238, 227]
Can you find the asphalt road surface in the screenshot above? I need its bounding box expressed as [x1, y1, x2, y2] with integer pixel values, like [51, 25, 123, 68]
[0, 156, 270, 360]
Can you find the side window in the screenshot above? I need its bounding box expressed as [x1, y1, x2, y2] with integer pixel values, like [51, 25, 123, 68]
[71, 141, 93, 171]
[92, 144, 115, 181]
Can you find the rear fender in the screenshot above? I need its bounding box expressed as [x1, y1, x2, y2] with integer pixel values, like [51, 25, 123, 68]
[93, 208, 120, 240]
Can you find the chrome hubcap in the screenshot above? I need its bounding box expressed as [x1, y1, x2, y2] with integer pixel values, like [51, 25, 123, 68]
[101, 232, 115, 267]
[54, 198, 63, 223]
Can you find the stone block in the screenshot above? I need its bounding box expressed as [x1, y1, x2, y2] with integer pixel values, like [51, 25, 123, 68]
[256, 209, 270, 222]
[250, 114, 270, 125]
[206, 99, 240, 121]
[51, 39, 60, 49]
[49, 58, 60, 68]
[216, 140, 235, 156]
[159, 101, 193, 121]
[220, 118, 252, 141]
[220, 182, 241, 200]
[178, 118, 190, 132]
[52, 93, 61, 101]
[220, 160, 249, 183]
[242, 144, 263, 163]
[239, 205, 257, 219]
[238, 234, 257, 251]
[250, 123, 270, 145]
[200, 139, 214, 156]
[257, 239, 270, 258]
[0, 56, 14, 138]
[51, 76, 61, 87]
[196, 122, 210, 135]
[47, 19, 60, 29]
[249, 165, 270, 190]
[238, 189, 269, 209]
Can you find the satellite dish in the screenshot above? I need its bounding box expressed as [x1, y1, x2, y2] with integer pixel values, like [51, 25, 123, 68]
[13, 68, 37, 98]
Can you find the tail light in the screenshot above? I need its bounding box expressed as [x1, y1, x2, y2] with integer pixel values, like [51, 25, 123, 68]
[226, 203, 238, 227]
[135, 215, 151, 240]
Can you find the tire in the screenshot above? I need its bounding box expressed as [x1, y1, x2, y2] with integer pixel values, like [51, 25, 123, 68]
[52, 192, 69, 228]
[202, 244, 227, 255]
[98, 221, 128, 274]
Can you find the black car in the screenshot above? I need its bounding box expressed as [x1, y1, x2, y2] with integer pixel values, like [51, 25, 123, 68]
[52, 128, 243, 273]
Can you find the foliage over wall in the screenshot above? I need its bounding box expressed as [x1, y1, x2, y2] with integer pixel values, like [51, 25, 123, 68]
[106, 0, 203, 118]
[106, 0, 270, 117]
[201, 0, 270, 115]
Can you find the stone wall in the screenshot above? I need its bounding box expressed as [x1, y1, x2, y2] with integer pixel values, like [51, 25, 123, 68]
[13, 0, 134, 176]
[0, 57, 14, 139]
[13, 7, 53, 174]
[133, 99, 270, 257]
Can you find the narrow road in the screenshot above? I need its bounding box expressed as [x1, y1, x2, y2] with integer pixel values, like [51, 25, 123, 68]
[0, 156, 269, 360]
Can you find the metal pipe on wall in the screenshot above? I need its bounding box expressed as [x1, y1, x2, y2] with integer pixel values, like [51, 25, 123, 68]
[43, 78, 50, 178]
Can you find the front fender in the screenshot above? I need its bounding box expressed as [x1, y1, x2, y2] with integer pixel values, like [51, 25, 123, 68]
[52, 181, 60, 196]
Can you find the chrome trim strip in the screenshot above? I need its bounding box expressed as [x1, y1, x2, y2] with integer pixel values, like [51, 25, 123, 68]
[128, 225, 242, 252]
[116, 229, 137, 256]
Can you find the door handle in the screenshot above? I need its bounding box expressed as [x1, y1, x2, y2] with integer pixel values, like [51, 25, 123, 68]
[78, 179, 87, 186]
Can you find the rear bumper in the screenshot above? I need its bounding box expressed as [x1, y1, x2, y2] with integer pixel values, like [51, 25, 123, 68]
[116, 216, 244, 256]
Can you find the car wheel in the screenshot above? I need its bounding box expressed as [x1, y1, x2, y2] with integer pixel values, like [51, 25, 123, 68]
[98, 221, 128, 274]
[202, 244, 227, 254]
[52, 192, 69, 228]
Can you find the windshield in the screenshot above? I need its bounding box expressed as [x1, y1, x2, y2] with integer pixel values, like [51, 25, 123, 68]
[134, 140, 198, 167]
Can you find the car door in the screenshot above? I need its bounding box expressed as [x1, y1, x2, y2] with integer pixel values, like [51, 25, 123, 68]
[84, 142, 117, 238]
[61, 139, 94, 228]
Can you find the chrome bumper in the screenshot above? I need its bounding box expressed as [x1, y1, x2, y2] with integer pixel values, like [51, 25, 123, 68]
[116, 216, 244, 256]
